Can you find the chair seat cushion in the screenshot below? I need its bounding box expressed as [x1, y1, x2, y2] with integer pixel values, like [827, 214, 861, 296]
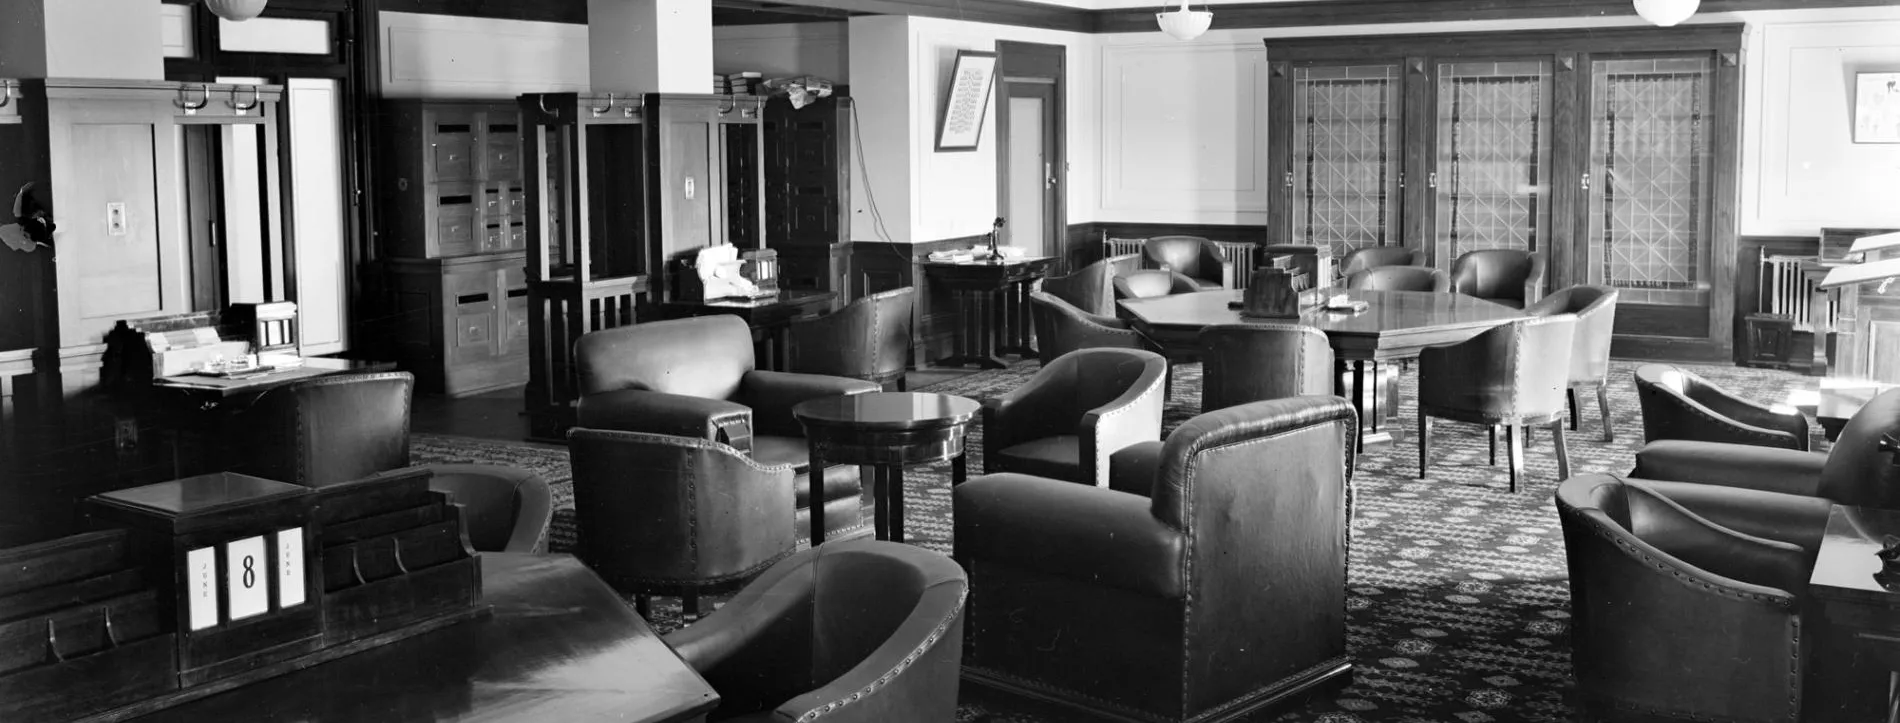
[993, 435, 1084, 483]
[1185, 277, 1224, 291]
[753, 434, 861, 508]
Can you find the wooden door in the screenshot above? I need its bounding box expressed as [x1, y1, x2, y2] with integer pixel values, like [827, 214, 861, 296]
[1424, 57, 1557, 279]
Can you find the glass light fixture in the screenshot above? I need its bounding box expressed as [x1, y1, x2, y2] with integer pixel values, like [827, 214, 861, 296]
[1633, 0, 1699, 27]
[1156, 1, 1212, 41]
[204, 0, 268, 22]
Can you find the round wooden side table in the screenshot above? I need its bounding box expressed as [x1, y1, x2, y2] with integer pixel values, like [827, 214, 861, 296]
[793, 392, 981, 546]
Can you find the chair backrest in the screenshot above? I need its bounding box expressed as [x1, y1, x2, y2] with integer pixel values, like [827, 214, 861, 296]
[1104, 252, 1143, 278]
[427, 464, 552, 553]
[803, 539, 967, 718]
[1198, 323, 1335, 413]
[1031, 347, 1169, 430]
[1040, 259, 1116, 317]
[1555, 474, 1803, 723]
[576, 315, 756, 399]
[233, 371, 412, 487]
[1528, 284, 1617, 384]
[1450, 249, 1546, 307]
[1142, 236, 1216, 279]
[789, 287, 915, 383]
[1344, 266, 1449, 293]
[1143, 395, 1357, 698]
[1819, 388, 1900, 508]
[1028, 291, 1148, 365]
[1113, 269, 1198, 300]
[1339, 246, 1418, 276]
[568, 428, 795, 587]
[1419, 315, 1577, 421]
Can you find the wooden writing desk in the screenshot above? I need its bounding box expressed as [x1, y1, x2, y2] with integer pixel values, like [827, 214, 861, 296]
[660, 290, 837, 371]
[922, 256, 1056, 369]
[134, 553, 719, 723]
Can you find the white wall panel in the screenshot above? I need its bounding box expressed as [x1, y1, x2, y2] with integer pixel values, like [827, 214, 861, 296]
[1099, 41, 1268, 224]
[380, 12, 588, 99]
[160, 4, 193, 59]
[287, 79, 349, 355]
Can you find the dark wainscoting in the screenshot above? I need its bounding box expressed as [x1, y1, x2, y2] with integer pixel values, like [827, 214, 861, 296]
[1062, 221, 1266, 270]
[1733, 234, 1822, 369]
[852, 235, 987, 368]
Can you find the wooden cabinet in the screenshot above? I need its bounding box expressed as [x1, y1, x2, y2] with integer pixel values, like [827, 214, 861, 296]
[764, 94, 854, 310]
[1266, 25, 1743, 360]
[377, 101, 531, 396]
[647, 94, 768, 302]
[385, 253, 528, 396]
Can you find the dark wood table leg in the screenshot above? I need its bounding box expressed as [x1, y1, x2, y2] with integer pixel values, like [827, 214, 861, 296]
[872, 464, 891, 541]
[996, 280, 1038, 360]
[952, 453, 967, 485]
[808, 443, 828, 547]
[1337, 359, 1404, 453]
[888, 464, 906, 544]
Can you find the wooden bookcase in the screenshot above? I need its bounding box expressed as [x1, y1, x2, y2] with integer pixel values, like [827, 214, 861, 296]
[377, 101, 531, 397]
[763, 94, 854, 310]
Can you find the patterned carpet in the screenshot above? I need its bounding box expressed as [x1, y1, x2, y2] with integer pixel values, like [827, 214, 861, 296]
[413, 359, 1821, 723]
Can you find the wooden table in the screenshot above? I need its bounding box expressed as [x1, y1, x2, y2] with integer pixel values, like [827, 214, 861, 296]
[793, 392, 981, 546]
[661, 290, 837, 371]
[921, 257, 1056, 369]
[1792, 378, 1896, 442]
[1807, 505, 1900, 723]
[137, 553, 720, 723]
[149, 357, 398, 481]
[1118, 288, 1524, 452]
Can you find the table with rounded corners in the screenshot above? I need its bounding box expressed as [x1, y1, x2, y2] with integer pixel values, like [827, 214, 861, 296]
[793, 392, 981, 546]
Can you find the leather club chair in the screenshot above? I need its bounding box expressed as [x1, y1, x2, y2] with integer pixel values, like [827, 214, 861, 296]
[956, 396, 1358, 723]
[1633, 363, 1809, 450]
[1344, 265, 1450, 293]
[1039, 256, 1121, 317]
[1528, 285, 1620, 442]
[1339, 246, 1418, 277]
[1627, 387, 1900, 554]
[574, 315, 878, 542]
[229, 371, 553, 553]
[1141, 235, 1232, 290]
[1113, 268, 1201, 301]
[1198, 323, 1333, 414]
[787, 286, 915, 391]
[569, 428, 796, 620]
[1417, 314, 1578, 492]
[983, 347, 1168, 488]
[1027, 290, 1158, 366]
[663, 539, 966, 723]
[1556, 474, 1808, 723]
[1449, 248, 1547, 309]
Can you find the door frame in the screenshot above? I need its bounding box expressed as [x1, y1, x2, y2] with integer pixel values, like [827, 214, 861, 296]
[994, 41, 1067, 268]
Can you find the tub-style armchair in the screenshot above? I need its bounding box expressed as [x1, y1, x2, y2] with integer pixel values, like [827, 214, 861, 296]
[1633, 363, 1809, 450]
[983, 347, 1168, 487]
[1141, 235, 1232, 290]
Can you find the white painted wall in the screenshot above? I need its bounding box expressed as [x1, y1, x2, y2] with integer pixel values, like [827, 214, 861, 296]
[380, 12, 590, 99]
[0, 0, 162, 80]
[847, 16, 917, 244]
[1741, 10, 1900, 236]
[589, 0, 713, 93]
[714, 23, 849, 82]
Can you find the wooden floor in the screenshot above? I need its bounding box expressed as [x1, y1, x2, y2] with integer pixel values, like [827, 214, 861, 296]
[412, 367, 980, 442]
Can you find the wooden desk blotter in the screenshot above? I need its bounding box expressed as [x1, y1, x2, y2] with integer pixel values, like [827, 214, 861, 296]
[0, 469, 487, 723]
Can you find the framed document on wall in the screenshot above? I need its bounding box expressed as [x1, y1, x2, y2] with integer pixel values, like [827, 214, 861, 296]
[936, 50, 998, 152]
[1854, 71, 1900, 144]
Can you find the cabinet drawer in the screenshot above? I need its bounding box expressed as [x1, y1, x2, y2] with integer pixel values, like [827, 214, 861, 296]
[437, 214, 476, 256]
[482, 187, 505, 217]
[454, 310, 495, 349]
[487, 141, 520, 180]
[507, 223, 526, 250]
[432, 136, 474, 181]
[482, 225, 507, 253]
[506, 188, 526, 219]
[503, 288, 530, 354]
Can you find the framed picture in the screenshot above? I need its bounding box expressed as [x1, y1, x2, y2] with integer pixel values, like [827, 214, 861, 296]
[1854, 71, 1900, 144]
[936, 50, 999, 152]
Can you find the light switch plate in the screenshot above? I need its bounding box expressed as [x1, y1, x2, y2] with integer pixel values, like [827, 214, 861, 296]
[106, 202, 127, 236]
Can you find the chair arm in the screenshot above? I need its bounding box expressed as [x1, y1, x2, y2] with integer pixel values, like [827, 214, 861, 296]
[576, 389, 754, 451]
[1198, 243, 1233, 288]
[1079, 368, 1165, 487]
[741, 370, 879, 438]
[1627, 481, 1811, 596]
[663, 547, 818, 703]
[1107, 441, 1164, 496]
[1631, 440, 1828, 497]
[954, 473, 1185, 598]
[1688, 387, 1810, 451]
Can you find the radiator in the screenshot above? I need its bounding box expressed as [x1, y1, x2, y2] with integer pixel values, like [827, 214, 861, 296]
[1101, 236, 1260, 291]
[1760, 252, 1839, 331]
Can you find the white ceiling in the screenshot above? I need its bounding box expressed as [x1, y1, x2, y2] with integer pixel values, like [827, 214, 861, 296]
[1029, 0, 1347, 9]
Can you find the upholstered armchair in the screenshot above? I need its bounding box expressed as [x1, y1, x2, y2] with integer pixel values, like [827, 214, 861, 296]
[1339, 246, 1418, 277]
[788, 286, 915, 391]
[1198, 323, 1333, 413]
[956, 396, 1358, 723]
[1113, 268, 1201, 301]
[983, 347, 1168, 487]
[1418, 314, 1577, 492]
[229, 371, 554, 552]
[1450, 249, 1547, 309]
[1633, 363, 1809, 450]
[1556, 474, 1808, 723]
[1040, 257, 1118, 317]
[1344, 266, 1449, 293]
[664, 539, 966, 723]
[1027, 291, 1157, 365]
[569, 428, 797, 619]
[1529, 285, 1619, 442]
[1141, 235, 1232, 290]
[574, 315, 879, 541]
